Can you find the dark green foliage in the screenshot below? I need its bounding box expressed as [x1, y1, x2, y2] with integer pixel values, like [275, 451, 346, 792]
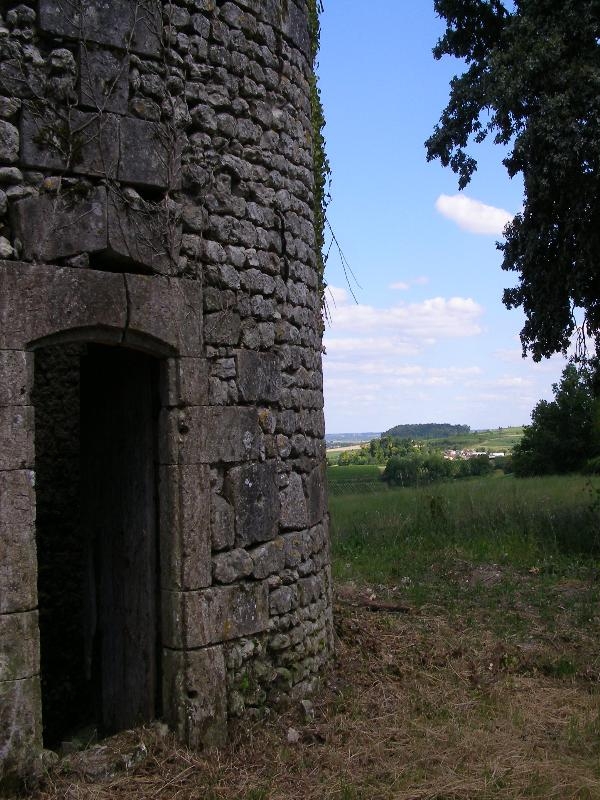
[382, 450, 491, 486]
[337, 436, 416, 466]
[382, 423, 470, 439]
[427, 0, 600, 360]
[512, 362, 600, 476]
[308, 0, 330, 298]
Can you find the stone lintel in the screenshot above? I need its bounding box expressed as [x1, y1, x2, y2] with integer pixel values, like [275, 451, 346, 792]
[162, 646, 227, 749]
[159, 464, 211, 591]
[163, 582, 269, 649]
[0, 469, 37, 614]
[0, 261, 126, 349]
[124, 274, 202, 357]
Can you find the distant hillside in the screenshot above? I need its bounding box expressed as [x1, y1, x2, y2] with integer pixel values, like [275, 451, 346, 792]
[382, 423, 470, 439]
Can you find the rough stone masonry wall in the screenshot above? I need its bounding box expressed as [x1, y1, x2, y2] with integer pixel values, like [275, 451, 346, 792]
[0, 0, 333, 786]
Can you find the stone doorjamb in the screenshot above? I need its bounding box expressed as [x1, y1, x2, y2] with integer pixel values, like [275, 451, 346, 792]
[0, 259, 204, 770]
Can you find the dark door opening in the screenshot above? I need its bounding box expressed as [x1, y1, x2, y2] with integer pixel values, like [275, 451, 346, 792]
[34, 344, 161, 749]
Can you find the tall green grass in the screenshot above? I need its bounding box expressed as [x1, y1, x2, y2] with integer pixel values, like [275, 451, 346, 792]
[329, 474, 600, 591]
[327, 464, 384, 494]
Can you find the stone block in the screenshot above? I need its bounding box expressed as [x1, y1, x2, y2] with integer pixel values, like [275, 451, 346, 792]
[0, 351, 32, 407]
[0, 470, 37, 614]
[79, 46, 129, 114]
[20, 108, 119, 177]
[305, 463, 327, 527]
[281, 0, 311, 59]
[280, 471, 308, 530]
[0, 60, 41, 100]
[298, 572, 325, 607]
[161, 357, 209, 408]
[235, 350, 281, 403]
[163, 583, 269, 648]
[269, 584, 298, 616]
[204, 310, 241, 346]
[282, 530, 310, 568]
[0, 408, 33, 471]
[159, 464, 211, 591]
[107, 190, 182, 275]
[160, 406, 264, 465]
[163, 646, 227, 749]
[39, 0, 161, 57]
[11, 187, 108, 262]
[0, 677, 42, 791]
[212, 548, 253, 584]
[225, 461, 279, 547]
[0, 120, 18, 164]
[118, 117, 180, 189]
[210, 494, 235, 551]
[0, 611, 39, 681]
[124, 275, 202, 357]
[250, 537, 286, 579]
[0, 262, 126, 349]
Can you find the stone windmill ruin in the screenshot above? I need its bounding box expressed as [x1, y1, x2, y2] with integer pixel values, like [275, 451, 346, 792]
[0, 0, 332, 787]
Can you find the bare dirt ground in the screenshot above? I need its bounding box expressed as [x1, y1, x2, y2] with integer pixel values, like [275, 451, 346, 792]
[28, 573, 600, 800]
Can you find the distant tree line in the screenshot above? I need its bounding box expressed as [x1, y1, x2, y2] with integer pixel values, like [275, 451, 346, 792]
[337, 437, 420, 467]
[382, 452, 497, 487]
[381, 423, 470, 439]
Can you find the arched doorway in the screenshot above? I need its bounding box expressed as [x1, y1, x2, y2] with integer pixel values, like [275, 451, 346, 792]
[33, 342, 161, 747]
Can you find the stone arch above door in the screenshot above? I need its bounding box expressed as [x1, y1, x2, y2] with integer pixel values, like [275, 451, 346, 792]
[0, 260, 202, 358]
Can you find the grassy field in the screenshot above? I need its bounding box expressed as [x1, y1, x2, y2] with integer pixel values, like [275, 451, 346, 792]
[26, 474, 600, 800]
[327, 464, 384, 492]
[330, 473, 600, 589]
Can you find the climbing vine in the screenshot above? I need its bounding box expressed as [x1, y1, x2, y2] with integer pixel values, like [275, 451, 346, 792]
[308, 0, 330, 301]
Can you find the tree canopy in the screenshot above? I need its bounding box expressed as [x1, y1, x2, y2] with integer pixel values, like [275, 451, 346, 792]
[426, 0, 600, 361]
[382, 423, 470, 439]
[512, 362, 600, 475]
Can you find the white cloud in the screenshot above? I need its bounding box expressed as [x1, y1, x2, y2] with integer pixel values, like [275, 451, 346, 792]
[493, 347, 524, 364]
[388, 276, 430, 291]
[325, 288, 484, 344]
[325, 337, 421, 358]
[435, 193, 513, 235]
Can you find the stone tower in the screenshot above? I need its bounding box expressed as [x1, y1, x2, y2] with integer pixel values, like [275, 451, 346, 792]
[0, 0, 332, 787]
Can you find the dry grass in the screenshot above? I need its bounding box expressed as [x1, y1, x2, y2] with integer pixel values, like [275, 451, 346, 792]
[27, 571, 600, 800]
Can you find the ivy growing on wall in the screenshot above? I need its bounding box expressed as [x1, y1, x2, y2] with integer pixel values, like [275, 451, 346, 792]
[308, 0, 330, 299]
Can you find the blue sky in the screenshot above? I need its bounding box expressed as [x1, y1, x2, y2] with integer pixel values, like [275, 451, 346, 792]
[318, 2, 567, 433]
